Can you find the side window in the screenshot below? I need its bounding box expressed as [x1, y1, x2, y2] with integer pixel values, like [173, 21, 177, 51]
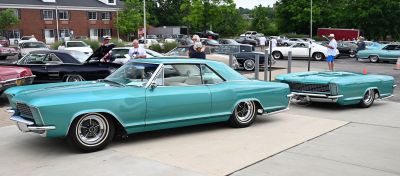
[201, 65, 224, 84]
[163, 64, 202, 86]
[43, 54, 63, 64]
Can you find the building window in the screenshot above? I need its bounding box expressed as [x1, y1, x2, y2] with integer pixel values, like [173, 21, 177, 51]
[43, 10, 54, 20]
[44, 29, 55, 38]
[58, 10, 69, 20]
[12, 9, 21, 19]
[90, 28, 98, 37]
[100, 12, 110, 20]
[87, 11, 97, 20]
[108, 0, 115, 3]
[7, 30, 21, 39]
[102, 29, 111, 37]
[59, 29, 70, 38]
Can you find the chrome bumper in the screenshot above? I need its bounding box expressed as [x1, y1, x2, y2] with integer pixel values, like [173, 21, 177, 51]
[291, 92, 343, 103]
[0, 75, 36, 89]
[10, 115, 55, 136]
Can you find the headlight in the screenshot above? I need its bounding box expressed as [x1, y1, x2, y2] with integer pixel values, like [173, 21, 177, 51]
[329, 83, 339, 95]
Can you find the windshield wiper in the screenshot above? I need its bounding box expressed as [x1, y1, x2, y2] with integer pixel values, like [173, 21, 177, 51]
[97, 79, 126, 87]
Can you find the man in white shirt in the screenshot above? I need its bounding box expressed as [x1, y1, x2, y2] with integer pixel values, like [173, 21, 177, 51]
[258, 36, 267, 51]
[326, 34, 337, 71]
[271, 37, 277, 49]
[129, 39, 146, 59]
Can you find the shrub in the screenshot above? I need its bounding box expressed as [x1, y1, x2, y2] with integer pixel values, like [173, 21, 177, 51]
[110, 39, 126, 47]
[149, 43, 163, 53]
[51, 41, 63, 50]
[162, 41, 177, 53]
[83, 39, 100, 51]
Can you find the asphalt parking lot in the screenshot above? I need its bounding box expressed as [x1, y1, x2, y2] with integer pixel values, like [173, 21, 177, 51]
[0, 54, 399, 176]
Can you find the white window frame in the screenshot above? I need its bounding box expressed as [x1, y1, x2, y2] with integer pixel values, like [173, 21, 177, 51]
[43, 10, 54, 20]
[58, 10, 69, 20]
[102, 29, 111, 37]
[59, 29, 70, 38]
[100, 12, 110, 20]
[88, 11, 97, 20]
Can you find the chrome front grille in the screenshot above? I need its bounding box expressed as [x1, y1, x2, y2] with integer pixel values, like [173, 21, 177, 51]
[17, 103, 33, 118]
[288, 82, 330, 93]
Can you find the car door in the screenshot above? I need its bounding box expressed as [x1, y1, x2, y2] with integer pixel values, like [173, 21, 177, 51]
[387, 45, 400, 61]
[290, 43, 308, 57]
[145, 64, 212, 131]
[17, 53, 50, 83]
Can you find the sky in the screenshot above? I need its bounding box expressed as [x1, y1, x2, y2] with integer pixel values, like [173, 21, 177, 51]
[234, 0, 277, 9]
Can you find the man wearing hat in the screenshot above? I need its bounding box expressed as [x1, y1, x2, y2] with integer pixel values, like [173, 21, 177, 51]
[326, 34, 337, 71]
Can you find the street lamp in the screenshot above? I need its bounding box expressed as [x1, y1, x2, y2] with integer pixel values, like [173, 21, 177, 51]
[308, 0, 312, 71]
[310, 0, 312, 39]
[143, 0, 146, 43]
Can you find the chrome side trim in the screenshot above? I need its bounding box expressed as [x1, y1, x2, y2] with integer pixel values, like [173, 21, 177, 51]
[0, 75, 36, 84]
[292, 92, 343, 99]
[266, 107, 289, 116]
[28, 126, 56, 130]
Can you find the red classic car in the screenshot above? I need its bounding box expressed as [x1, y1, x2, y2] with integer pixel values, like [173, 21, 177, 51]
[0, 45, 18, 60]
[0, 66, 35, 94]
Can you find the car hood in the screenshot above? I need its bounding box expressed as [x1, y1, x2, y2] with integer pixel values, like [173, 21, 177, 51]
[275, 71, 362, 84]
[0, 66, 32, 81]
[9, 81, 143, 107]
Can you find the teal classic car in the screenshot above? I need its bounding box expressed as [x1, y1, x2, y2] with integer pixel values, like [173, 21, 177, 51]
[6, 59, 291, 152]
[357, 44, 399, 63]
[276, 71, 396, 107]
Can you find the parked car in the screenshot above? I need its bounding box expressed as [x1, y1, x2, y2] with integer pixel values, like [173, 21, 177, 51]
[357, 44, 400, 63]
[58, 41, 93, 56]
[0, 45, 18, 60]
[213, 44, 254, 54]
[235, 36, 258, 46]
[195, 30, 219, 39]
[107, 47, 164, 64]
[0, 66, 35, 94]
[270, 42, 339, 61]
[200, 38, 220, 46]
[177, 38, 194, 46]
[365, 41, 383, 50]
[6, 58, 291, 152]
[276, 71, 396, 107]
[1, 50, 121, 83]
[0, 36, 9, 47]
[18, 35, 38, 44]
[218, 39, 240, 45]
[18, 41, 49, 58]
[320, 41, 357, 58]
[139, 39, 159, 48]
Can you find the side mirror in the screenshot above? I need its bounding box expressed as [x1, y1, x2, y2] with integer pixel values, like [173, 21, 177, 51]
[149, 81, 157, 89]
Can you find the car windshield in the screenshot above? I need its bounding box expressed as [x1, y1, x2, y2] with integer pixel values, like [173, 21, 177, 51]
[166, 47, 188, 56]
[207, 39, 219, 45]
[146, 49, 163, 57]
[67, 42, 87, 47]
[105, 62, 159, 87]
[111, 49, 129, 58]
[214, 45, 239, 54]
[67, 50, 89, 63]
[21, 42, 46, 48]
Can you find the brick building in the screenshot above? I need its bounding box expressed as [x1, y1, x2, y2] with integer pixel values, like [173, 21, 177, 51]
[0, 0, 123, 44]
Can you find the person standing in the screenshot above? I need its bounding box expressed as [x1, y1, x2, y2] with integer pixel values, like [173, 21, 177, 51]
[356, 36, 366, 51]
[129, 39, 147, 60]
[189, 42, 206, 59]
[271, 37, 277, 49]
[188, 34, 201, 58]
[326, 34, 337, 71]
[258, 36, 267, 51]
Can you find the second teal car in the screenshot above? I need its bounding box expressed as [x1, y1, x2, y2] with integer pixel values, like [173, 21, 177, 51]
[276, 71, 396, 107]
[357, 44, 399, 63]
[6, 59, 291, 152]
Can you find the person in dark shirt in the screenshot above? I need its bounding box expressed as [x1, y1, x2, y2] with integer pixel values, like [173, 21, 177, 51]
[188, 34, 200, 58]
[190, 42, 206, 59]
[357, 36, 366, 51]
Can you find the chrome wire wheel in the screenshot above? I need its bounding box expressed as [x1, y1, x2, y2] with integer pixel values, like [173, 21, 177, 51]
[362, 89, 374, 105]
[66, 75, 83, 82]
[243, 59, 255, 71]
[234, 101, 255, 123]
[76, 114, 109, 147]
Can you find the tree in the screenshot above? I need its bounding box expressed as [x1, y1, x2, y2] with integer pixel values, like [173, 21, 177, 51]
[116, 0, 155, 38]
[0, 9, 20, 36]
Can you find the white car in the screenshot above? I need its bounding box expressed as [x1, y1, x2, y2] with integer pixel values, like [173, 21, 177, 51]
[58, 41, 93, 56]
[108, 47, 164, 64]
[282, 38, 305, 46]
[269, 42, 339, 61]
[18, 41, 49, 58]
